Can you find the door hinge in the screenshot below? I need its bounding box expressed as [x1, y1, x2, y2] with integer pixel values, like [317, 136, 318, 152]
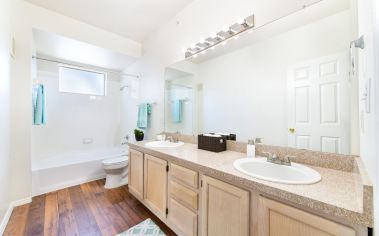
[201, 179, 203, 188]
[166, 165, 169, 172]
[166, 208, 169, 215]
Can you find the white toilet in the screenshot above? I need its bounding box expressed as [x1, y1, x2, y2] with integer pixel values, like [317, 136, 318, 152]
[102, 155, 129, 189]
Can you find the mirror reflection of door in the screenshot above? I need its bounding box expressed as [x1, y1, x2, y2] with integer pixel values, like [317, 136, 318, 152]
[287, 52, 351, 154]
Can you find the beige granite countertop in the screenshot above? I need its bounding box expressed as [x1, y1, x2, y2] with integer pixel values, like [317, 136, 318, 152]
[128, 141, 373, 228]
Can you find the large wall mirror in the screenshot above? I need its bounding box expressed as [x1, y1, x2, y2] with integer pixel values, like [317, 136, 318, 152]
[164, 0, 359, 155]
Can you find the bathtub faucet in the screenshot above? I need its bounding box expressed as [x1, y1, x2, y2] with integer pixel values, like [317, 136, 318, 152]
[122, 135, 129, 145]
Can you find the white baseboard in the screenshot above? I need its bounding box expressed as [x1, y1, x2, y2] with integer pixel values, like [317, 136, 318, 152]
[0, 197, 32, 235]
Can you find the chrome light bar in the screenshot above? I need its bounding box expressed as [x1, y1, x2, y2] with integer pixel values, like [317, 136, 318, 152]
[185, 14, 255, 58]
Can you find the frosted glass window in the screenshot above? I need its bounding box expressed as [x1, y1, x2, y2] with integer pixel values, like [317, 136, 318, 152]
[59, 66, 106, 96]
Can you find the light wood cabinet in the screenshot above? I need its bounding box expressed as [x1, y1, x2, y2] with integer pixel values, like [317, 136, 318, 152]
[128, 148, 362, 236]
[168, 197, 198, 236]
[170, 163, 198, 188]
[168, 164, 199, 236]
[201, 175, 250, 236]
[144, 154, 168, 219]
[169, 180, 198, 210]
[258, 196, 356, 236]
[128, 149, 144, 200]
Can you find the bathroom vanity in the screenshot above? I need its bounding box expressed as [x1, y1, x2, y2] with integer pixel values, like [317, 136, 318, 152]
[128, 141, 372, 236]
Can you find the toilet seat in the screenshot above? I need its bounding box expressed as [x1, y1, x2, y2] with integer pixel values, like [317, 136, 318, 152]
[102, 155, 128, 166]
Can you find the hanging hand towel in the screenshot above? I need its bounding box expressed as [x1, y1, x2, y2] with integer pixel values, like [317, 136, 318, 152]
[33, 84, 46, 125]
[137, 103, 152, 128]
[172, 100, 183, 123]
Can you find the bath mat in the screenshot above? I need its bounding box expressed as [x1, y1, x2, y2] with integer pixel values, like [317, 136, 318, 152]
[117, 218, 166, 236]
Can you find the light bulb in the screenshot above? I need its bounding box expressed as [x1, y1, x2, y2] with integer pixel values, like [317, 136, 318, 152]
[222, 25, 230, 32]
[190, 43, 196, 49]
[237, 17, 245, 25]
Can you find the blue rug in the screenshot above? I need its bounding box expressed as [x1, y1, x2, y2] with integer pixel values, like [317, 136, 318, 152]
[117, 218, 166, 236]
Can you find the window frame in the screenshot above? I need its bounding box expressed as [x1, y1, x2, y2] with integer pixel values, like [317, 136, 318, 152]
[58, 65, 108, 96]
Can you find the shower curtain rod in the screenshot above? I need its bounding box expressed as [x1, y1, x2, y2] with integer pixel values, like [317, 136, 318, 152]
[32, 56, 140, 78]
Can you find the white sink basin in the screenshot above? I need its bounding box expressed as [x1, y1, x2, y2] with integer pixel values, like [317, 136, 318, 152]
[145, 140, 184, 148]
[233, 158, 321, 185]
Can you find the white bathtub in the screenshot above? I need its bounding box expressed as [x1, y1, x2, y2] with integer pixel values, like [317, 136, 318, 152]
[32, 147, 128, 196]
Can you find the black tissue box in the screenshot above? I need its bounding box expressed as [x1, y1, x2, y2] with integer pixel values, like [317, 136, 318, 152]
[198, 134, 227, 152]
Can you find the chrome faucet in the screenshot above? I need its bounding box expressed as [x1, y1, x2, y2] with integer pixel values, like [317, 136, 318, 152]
[121, 135, 129, 146]
[263, 152, 294, 166]
[166, 135, 179, 143]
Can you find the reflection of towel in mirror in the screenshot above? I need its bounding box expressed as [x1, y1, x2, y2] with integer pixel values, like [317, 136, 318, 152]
[172, 100, 182, 123]
[33, 84, 46, 125]
[137, 103, 152, 128]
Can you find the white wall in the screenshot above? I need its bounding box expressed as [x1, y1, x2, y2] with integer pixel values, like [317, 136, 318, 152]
[356, 0, 379, 233]
[9, 0, 141, 202]
[31, 60, 121, 162]
[0, 0, 13, 231]
[197, 11, 351, 144]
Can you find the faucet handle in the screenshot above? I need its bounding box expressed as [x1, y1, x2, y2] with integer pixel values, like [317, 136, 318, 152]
[283, 155, 295, 165]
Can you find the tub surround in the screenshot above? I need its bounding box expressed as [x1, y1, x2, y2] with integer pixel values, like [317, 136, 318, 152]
[128, 140, 373, 229]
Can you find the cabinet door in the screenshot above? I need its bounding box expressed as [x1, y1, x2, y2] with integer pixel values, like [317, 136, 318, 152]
[128, 149, 144, 200]
[201, 176, 249, 236]
[168, 197, 198, 236]
[144, 154, 168, 218]
[258, 196, 356, 236]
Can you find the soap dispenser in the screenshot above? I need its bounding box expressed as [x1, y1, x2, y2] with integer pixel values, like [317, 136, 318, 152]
[247, 139, 256, 158]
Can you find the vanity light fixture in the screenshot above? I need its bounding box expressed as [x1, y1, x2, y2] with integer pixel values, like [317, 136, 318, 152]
[184, 14, 254, 58]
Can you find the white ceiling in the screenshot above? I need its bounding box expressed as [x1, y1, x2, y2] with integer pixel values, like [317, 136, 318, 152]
[26, 0, 194, 42]
[33, 29, 138, 71]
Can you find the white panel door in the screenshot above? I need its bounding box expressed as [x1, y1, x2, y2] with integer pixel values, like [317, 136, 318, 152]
[287, 52, 350, 154]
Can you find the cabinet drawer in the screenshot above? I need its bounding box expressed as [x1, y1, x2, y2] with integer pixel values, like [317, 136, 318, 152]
[170, 163, 198, 188]
[168, 198, 198, 236]
[169, 180, 198, 210]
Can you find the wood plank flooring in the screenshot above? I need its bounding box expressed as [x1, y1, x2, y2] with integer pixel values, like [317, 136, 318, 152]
[4, 179, 176, 236]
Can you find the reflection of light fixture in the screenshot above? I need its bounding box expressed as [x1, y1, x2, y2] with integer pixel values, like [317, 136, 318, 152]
[184, 14, 255, 58]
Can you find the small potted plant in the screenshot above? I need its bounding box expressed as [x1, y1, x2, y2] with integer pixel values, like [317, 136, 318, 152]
[134, 129, 144, 141]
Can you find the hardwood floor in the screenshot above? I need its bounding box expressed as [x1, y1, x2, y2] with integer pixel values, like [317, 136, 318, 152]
[4, 179, 176, 236]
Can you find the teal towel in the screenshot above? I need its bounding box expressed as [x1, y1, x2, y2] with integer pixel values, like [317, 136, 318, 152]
[137, 103, 152, 128]
[172, 100, 183, 123]
[33, 84, 46, 125]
